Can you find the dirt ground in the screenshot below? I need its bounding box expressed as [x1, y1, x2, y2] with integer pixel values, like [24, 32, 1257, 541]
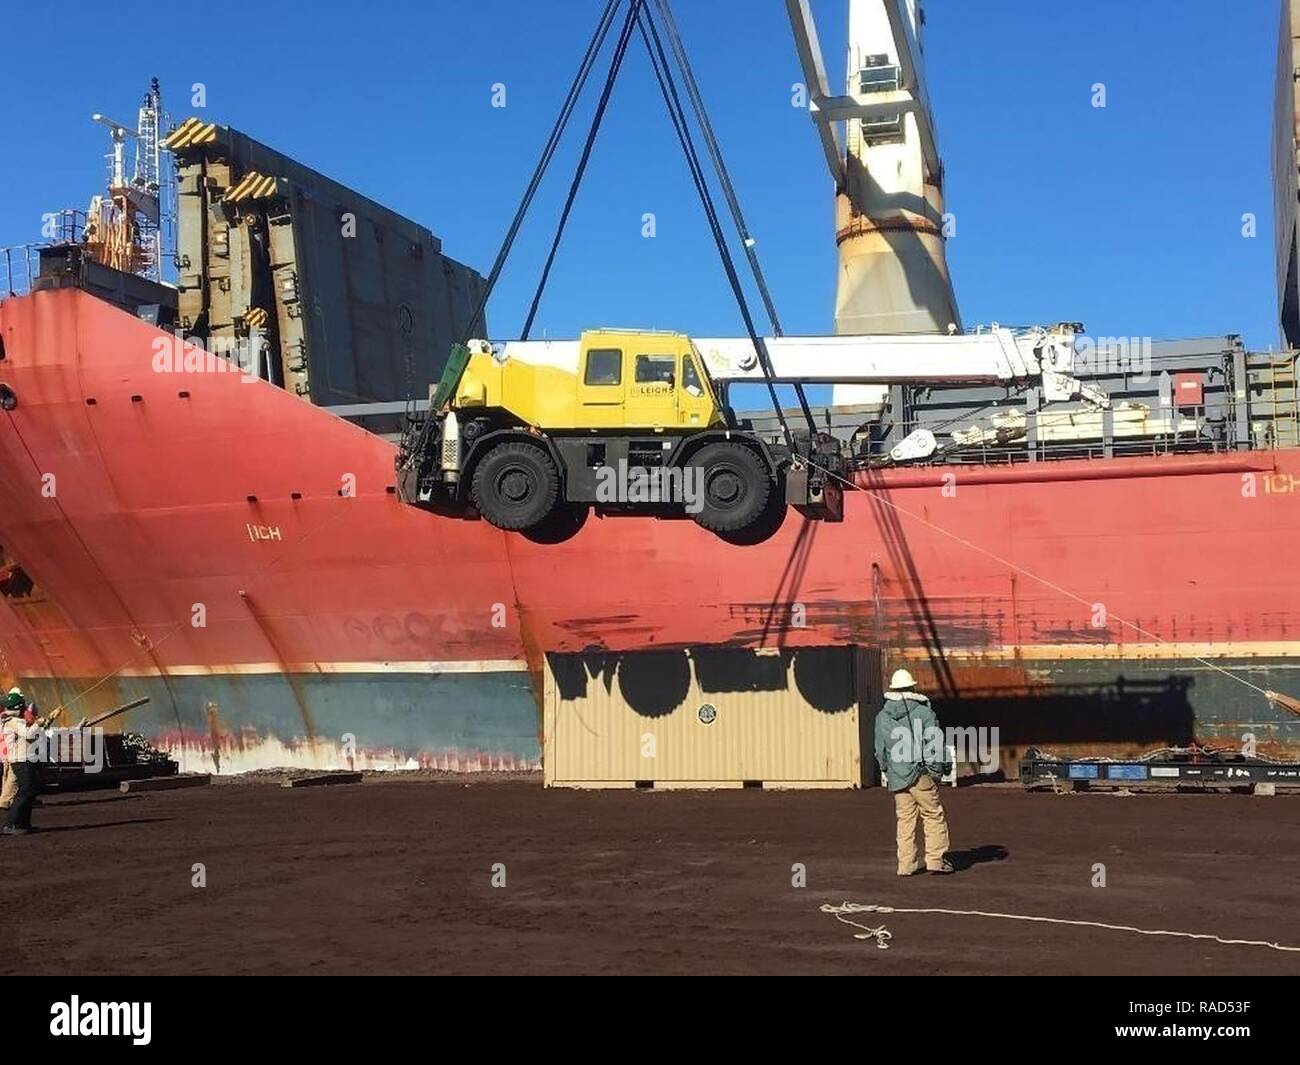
[1, 777, 1296, 976]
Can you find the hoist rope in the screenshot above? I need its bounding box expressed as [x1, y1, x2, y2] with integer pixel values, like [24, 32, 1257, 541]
[635, 1, 803, 449]
[403, 0, 624, 467]
[521, 0, 644, 340]
[651, 0, 784, 339]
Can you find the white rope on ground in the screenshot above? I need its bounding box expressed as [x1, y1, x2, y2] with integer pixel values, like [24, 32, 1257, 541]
[821, 903, 894, 948]
[819, 902, 1300, 953]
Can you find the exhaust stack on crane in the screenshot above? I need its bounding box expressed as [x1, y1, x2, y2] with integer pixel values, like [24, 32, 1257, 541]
[787, 0, 960, 402]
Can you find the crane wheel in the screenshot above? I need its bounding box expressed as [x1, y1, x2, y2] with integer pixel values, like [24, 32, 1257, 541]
[689, 442, 772, 533]
[471, 441, 560, 531]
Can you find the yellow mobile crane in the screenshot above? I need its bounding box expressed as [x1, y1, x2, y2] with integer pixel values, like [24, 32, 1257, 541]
[399, 328, 838, 535]
[398, 322, 1102, 534]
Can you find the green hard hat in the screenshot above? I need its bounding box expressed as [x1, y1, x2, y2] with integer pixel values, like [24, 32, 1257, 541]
[3, 692, 25, 710]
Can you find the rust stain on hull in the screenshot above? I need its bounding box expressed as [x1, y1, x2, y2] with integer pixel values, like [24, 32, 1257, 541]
[237, 590, 318, 743]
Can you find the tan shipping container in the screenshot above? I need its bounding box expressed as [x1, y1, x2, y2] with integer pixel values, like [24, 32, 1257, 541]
[544, 646, 881, 789]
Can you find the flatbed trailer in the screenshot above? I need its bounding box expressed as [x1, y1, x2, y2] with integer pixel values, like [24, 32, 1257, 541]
[1020, 747, 1300, 793]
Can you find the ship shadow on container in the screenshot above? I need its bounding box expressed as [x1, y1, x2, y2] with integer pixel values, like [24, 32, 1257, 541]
[543, 645, 882, 789]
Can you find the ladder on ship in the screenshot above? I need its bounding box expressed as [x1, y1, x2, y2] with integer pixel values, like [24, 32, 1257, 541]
[1244, 352, 1300, 448]
[1268, 354, 1299, 447]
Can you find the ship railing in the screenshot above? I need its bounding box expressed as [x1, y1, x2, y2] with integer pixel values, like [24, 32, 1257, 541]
[0, 244, 43, 298]
[50, 209, 87, 245]
[1, 212, 88, 298]
[867, 411, 1229, 469]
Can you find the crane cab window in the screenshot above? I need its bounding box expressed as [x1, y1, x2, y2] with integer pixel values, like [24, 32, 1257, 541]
[682, 354, 703, 396]
[585, 349, 622, 386]
[636, 354, 676, 387]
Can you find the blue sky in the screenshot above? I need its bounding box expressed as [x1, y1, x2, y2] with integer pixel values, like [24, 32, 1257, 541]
[0, 0, 1288, 354]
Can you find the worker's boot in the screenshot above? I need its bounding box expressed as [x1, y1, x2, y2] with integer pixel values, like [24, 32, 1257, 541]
[927, 859, 954, 875]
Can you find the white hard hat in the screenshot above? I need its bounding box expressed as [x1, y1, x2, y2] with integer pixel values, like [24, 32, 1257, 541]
[888, 669, 918, 691]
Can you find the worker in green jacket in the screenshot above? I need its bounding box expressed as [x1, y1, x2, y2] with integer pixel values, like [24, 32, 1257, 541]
[0, 688, 25, 810]
[874, 669, 953, 876]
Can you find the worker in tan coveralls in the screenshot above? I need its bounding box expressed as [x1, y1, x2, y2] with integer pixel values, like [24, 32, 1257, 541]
[0, 688, 25, 810]
[873, 669, 954, 876]
[2, 697, 48, 835]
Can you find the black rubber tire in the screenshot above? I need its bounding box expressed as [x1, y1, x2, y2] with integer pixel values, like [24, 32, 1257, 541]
[471, 441, 560, 531]
[688, 442, 772, 533]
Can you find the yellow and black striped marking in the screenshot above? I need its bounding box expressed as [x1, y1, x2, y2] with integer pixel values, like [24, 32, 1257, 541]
[225, 172, 281, 203]
[163, 116, 220, 150]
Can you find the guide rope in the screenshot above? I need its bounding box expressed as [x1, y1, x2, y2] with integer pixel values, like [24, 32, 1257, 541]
[820, 902, 1300, 953]
[800, 455, 1279, 703]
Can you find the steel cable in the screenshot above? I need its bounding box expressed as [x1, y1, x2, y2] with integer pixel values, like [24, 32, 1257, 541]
[521, 0, 645, 340]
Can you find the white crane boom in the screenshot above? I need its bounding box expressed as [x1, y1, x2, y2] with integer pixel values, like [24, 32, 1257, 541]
[697, 327, 1108, 407]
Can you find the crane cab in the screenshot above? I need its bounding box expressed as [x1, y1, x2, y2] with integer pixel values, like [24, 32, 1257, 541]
[573, 330, 721, 432]
[449, 329, 723, 433]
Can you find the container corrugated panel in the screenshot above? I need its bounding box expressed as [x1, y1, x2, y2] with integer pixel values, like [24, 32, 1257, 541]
[544, 646, 878, 788]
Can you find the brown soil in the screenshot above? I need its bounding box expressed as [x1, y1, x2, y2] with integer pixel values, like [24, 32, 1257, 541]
[2, 778, 1296, 975]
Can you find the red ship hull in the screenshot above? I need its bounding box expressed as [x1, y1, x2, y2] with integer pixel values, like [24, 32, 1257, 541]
[1, 289, 1297, 772]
